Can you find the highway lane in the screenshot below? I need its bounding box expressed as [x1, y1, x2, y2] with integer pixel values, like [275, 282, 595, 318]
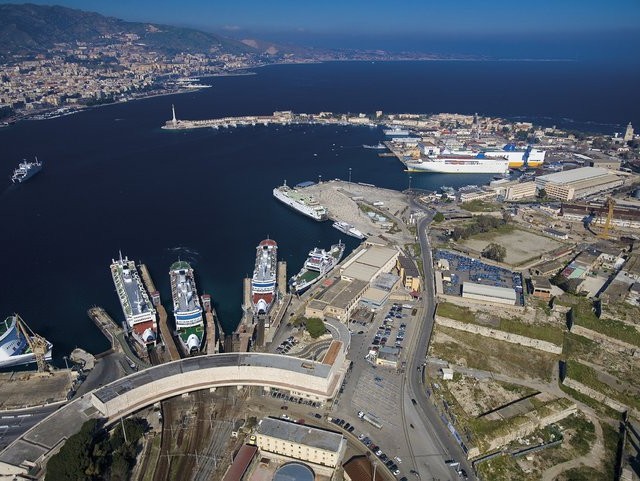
[0, 405, 60, 451]
[403, 196, 476, 480]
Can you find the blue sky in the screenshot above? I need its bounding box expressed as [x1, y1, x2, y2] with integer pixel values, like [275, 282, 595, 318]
[3, 0, 640, 59]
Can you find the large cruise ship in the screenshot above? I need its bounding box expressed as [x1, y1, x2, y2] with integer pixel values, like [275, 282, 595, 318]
[251, 239, 278, 315]
[169, 261, 205, 355]
[483, 144, 546, 169]
[273, 181, 328, 221]
[405, 150, 509, 174]
[0, 314, 53, 369]
[290, 241, 345, 294]
[11, 157, 42, 184]
[111, 254, 158, 347]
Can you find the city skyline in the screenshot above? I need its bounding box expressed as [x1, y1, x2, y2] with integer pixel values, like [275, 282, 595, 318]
[1, 0, 639, 61]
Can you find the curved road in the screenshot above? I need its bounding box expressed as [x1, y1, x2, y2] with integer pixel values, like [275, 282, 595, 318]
[403, 196, 475, 480]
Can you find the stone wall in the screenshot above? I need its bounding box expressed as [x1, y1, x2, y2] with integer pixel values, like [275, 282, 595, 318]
[562, 377, 640, 418]
[467, 402, 577, 459]
[570, 325, 640, 355]
[435, 315, 563, 354]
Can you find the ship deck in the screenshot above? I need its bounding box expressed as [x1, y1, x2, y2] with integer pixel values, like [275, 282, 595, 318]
[178, 324, 204, 343]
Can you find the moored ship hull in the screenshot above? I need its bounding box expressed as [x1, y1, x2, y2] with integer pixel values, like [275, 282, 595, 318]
[0, 315, 53, 369]
[406, 157, 509, 174]
[273, 181, 328, 221]
[170, 261, 205, 355]
[251, 239, 278, 315]
[290, 241, 345, 294]
[110, 253, 158, 347]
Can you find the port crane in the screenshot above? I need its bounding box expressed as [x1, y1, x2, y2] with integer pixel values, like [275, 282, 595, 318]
[597, 197, 616, 240]
[15, 314, 49, 372]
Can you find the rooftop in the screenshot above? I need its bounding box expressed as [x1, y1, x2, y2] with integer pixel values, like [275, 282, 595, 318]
[536, 167, 611, 185]
[256, 417, 344, 453]
[462, 282, 517, 301]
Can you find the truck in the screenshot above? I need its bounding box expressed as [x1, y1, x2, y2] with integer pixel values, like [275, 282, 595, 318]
[357, 410, 382, 429]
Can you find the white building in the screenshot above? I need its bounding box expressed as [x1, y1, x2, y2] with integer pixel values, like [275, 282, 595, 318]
[253, 417, 346, 468]
[462, 282, 517, 305]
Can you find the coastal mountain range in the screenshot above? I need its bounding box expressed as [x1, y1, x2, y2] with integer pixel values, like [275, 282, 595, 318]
[0, 3, 276, 59]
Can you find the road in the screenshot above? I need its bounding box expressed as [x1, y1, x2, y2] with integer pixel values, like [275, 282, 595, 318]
[0, 405, 60, 451]
[403, 196, 476, 480]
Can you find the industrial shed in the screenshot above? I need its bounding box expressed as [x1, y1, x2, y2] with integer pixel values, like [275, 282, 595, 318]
[462, 282, 517, 305]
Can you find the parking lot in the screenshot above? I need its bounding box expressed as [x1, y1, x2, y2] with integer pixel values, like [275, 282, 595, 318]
[435, 249, 524, 305]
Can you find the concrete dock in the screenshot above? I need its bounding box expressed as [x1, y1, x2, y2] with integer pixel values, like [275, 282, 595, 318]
[87, 307, 151, 369]
[138, 264, 181, 362]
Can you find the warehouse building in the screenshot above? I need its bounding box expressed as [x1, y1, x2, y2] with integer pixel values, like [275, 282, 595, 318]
[505, 181, 537, 201]
[304, 279, 369, 322]
[535, 167, 623, 201]
[340, 245, 399, 282]
[462, 282, 517, 305]
[252, 417, 346, 468]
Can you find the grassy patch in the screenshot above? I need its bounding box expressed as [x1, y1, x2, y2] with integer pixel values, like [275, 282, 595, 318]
[465, 223, 515, 241]
[460, 200, 502, 212]
[477, 453, 529, 481]
[559, 384, 622, 420]
[430, 326, 558, 382]
[601, 423, 620, 481]
[559, 295, 640, 347]
[566, 361, 640, 411]
[436, 303, 565, 345]
[556, 466, 611, 481]
[436, 302, 476, 323]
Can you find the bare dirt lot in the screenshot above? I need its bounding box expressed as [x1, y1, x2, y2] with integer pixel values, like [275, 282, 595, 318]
[460, 228, 565, 266]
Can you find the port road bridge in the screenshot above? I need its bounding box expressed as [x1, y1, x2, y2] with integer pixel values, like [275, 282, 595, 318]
[0, 351, 348, 478]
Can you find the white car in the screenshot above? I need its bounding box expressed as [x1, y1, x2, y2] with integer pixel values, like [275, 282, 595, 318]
[394, 456, 402, 464]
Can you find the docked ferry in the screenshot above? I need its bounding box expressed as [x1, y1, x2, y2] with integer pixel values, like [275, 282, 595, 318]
[405, 150, 509, 174]
[169, 261, 205, 355]
[483, 144, 546, 169]
[290, 241, 345, 294]
[110, 254, 158, 347]
[0, 314, 53, 369]
[273, 181, 328, 221]
[251, 239, 278, 315]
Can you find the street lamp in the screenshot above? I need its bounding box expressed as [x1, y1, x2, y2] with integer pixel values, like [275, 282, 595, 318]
[408, 175, 412, 191]
[348, 167, 352, 183]
[63, 355, 69, 370]
[318, 174, 322, 184]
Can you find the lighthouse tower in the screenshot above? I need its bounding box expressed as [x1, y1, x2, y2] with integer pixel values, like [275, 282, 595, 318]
[171, 104, 177, 126]
[624, 122, 634, 142]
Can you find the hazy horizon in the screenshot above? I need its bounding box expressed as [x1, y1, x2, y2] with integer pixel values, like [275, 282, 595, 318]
[1, 0, 639, 64]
